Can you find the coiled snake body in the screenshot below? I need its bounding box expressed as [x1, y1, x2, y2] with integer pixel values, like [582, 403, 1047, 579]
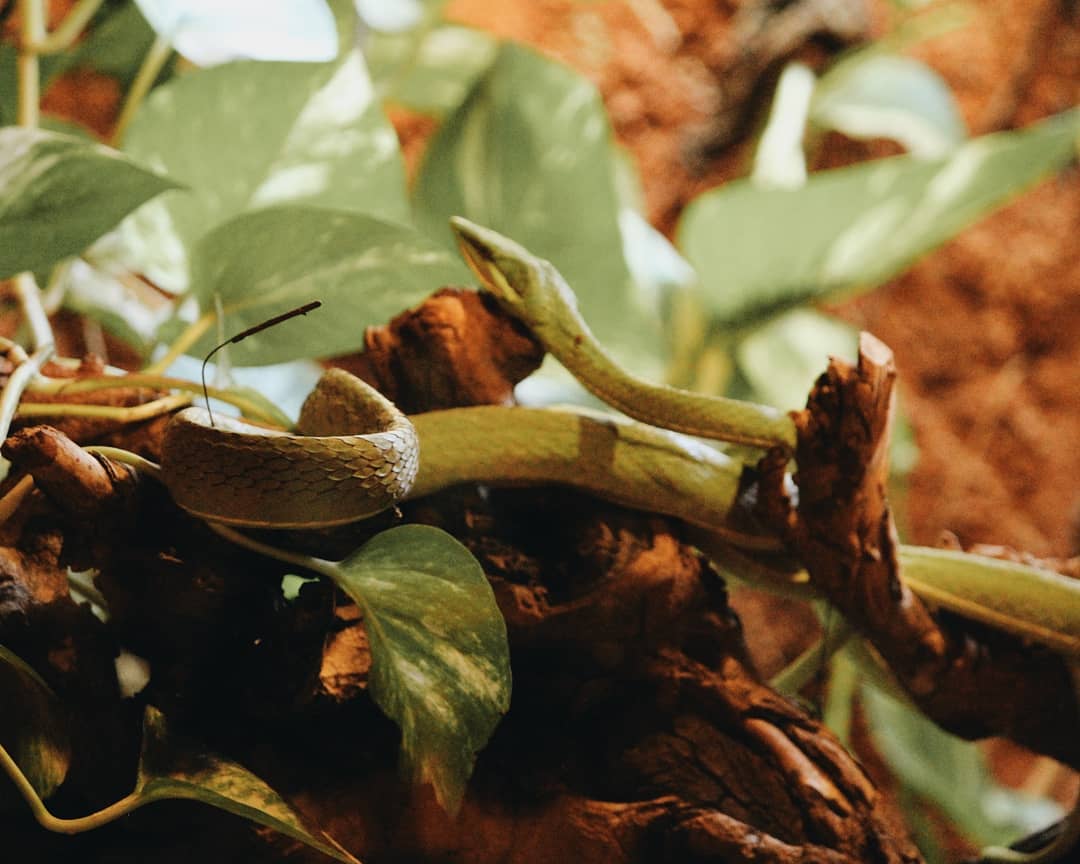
[160, 217, 791, 532]
[161, 369, 418, 527]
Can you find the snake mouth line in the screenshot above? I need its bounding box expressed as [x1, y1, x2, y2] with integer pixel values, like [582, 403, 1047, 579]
[449, 216, 525, 304]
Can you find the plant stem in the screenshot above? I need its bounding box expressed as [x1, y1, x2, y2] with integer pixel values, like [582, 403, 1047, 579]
[18, 392, 191, 422]
[24, 0, 106, 54]
[769, 616, 853, 694]
[35, 372, 291, 427]
[16, 0, 44, 127]
[110, 33, 172, 147]
[208, 523, 338, 579]
[12, 273, 54, 351]
[14, 0, 57, 358]
[0, 742, 143, 833]
[143, 310, 216, 375]
[0, 345, 54, 444]
[84, 445, 163, 479]
[0, 474, 35, 522]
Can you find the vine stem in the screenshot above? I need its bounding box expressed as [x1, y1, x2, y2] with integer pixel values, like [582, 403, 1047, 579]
[143, 310, 216, 375]
[24, 0, 106, 54]
[768, 616, 854, 694]
[17, 392, 191, 422]
[34, 372, 289, 427]
[0, 742, 142, 833]
[0, 345, 54, 442]
[207, 523, 338, 580]
[84, 445, 162, 479]
[110, 33, 172, 147]
[13, 0, 56, 358]
[16, 0, 44, 127]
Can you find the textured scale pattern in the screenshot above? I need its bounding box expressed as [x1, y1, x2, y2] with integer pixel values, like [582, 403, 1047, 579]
[160, 369, 418, 527]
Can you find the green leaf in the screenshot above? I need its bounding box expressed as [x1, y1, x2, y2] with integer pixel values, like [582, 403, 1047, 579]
[135, 707, 357, 862]
[678, 108, 1080, 324]
[863, 684, 1062, 848]
[0, 128, 179, 279]
[122, 43, 407, 292]
[0, 645, 70, 799]
[736, 309, 857, 410]
[813, 54, 966, 158]
[368, 24, 498, 114]
[413, 43, 652, 359]
[328, 525, 511, 813]
[188, 205, 469, 365]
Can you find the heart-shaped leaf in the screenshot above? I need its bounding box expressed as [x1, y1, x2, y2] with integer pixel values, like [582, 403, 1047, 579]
[326, 525, 511, 813]
[122, 17, 407, 293]
[187, 205, 469, 364]
[412, 43, 656, 361]
[135, 706, 357, 862]
[678, 108, 1080, 325]
[813, 54, 966, 158]
[0, 128, 179, 278]
[0, 645, 70, 800]
[863, 684, 1062, 849]
[367, 24, 497, 114]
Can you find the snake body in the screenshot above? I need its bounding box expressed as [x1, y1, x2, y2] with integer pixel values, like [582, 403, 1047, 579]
[408, 405, 755, 542]
[152, 219, 1080, 655]
[160, 217, 793, 529]
[160, 368, 418, 527]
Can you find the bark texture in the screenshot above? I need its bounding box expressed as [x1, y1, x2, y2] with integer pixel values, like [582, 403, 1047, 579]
[756, 333, 1080, 767]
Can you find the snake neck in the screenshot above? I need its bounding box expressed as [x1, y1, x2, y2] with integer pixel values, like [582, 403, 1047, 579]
[539, 299, 795, 450]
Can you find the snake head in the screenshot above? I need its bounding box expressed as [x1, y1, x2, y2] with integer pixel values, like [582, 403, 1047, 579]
[450, 216, 565, 327]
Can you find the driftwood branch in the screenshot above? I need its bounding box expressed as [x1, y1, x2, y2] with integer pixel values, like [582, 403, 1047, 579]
[758, 332, 1079, 767]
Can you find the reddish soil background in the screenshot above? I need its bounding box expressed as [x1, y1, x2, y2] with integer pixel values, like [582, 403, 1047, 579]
[443, 0, 1080, 559]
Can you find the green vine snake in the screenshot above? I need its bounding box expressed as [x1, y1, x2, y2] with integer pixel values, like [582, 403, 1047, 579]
[157, 217, 1080, 659]
[161, 216, 793, 534]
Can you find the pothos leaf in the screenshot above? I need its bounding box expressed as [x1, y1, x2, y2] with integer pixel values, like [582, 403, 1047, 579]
[0, 128, 179, 279]
[187, 205, 469, 365]
[0, 645, 70, 799]
[122, 6, 407, 294]
[135, 706, 357, 863]
[328, 525, 511, 813]
[412, 43, 656, 364]
[678, 108, 1080, 324]
[863, 685, 1062, 848]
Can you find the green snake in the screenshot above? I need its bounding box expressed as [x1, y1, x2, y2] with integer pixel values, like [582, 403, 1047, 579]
[158, 218, 1080, 658]
[161, 216, 790, 534]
